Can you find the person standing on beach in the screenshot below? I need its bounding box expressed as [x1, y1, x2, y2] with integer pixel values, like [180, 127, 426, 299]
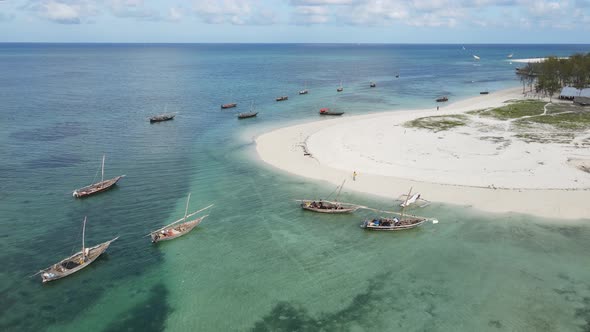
[437, 106, 439, 111]
[353, 171, 357, 181]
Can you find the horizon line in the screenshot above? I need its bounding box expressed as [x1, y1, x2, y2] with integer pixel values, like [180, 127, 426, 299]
[1, 42, 590, 45]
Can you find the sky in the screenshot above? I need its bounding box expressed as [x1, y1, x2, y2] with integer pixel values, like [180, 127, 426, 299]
[1, 0, 589, 43]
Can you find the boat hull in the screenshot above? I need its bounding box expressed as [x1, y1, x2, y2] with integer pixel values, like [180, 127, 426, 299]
[361, 218, 426, 231]
[320, 112, 344, 116]
[151, 217, 206, 243]
[73, 176, 125, 198]
[300, 201, 359, 214]
[150, 115, 175, 123]
[238, 112, 258, 119]
[40, 237, 118, 283]
[221, 103, 237, 109]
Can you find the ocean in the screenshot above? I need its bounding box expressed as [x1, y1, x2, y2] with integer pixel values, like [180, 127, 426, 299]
[1, 43, 589, 331]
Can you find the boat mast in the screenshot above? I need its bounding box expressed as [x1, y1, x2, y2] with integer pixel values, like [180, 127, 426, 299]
[335, 179, 346, 202]
[101, 154, 105, 183]
[183, 193, 191, 223]
[400, 187, 412, 222]
[82, 216, 87, 261]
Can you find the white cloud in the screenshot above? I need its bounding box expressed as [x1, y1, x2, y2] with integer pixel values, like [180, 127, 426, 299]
[108, 0, 158, 19]
[192, 0, 277, 25]
[167, 6, 184, 22]
[15, 0, 590, 30]
[0, 12, 16, 23]
[288, 0, 590, 30]
[22, 0, 100, 24]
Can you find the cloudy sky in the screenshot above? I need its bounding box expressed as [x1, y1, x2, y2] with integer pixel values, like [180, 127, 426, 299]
[1, 0, 589, 43]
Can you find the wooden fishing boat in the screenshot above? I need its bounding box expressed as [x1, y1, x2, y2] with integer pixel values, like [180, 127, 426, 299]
[238, 112, 258, 119]
[300, 200, 360, 213]
[149, 195, 213, 243]
[361, 217, 426, 231]
[299, 82, 308, 95]
[319, 108, 344, 116]
[73, 155, 125, 198]
[149, 113, 175, 123]
[370, 82, 376, 88]
[361, 187, 427, 231]
[38, 217, 118, 283]
[480, 91, 489, 95]
[276, 96, 288, 101]
[436, 96, 449, 102]
[221, 103, 237, 109]
[298, 180, 362, 214]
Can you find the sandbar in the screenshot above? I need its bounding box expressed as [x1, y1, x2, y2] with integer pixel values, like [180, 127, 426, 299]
[256, 87, 590, 220]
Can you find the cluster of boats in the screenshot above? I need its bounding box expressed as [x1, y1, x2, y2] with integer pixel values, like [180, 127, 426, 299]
[36, 155, 212, 283]
[298, 182, 432, 231]
[220, 80, 386, 119]
[38, 161, 433, 283]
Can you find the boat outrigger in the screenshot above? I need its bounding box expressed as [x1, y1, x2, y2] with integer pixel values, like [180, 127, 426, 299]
[38, 217, 118, 283]
[73, 155, 125, 198]
[361, 188, 427, 231]
[298, 180, 363, 214]
[149, 194, 213, 243]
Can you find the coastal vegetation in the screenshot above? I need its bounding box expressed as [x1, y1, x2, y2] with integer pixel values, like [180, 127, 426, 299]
[475, 100, 545, 120]
[406, 100, 590, 145]
[515, 110, 590, 131]
[403, 114, 468, 132]
[517, 53, 590, 99]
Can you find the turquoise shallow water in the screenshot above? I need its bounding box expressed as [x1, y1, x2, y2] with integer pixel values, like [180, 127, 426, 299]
[1, 44, 590, 331]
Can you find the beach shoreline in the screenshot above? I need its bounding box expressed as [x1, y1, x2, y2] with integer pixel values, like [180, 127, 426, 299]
[256, 87, 590, 220]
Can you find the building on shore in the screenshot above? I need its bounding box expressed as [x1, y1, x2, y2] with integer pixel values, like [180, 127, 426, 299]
[559, 86, 590, 100]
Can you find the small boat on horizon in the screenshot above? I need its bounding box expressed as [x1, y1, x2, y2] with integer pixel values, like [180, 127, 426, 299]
[73, 155, 125, 198]
[480, 91, 489, 95]
[337, 80, 343, 92]
[149, 113, 175, 123]
[507, 53, 514, 59]
[436, 96, 449, 102]
[276, 96, 288, 102]
[221, 103, 237, 109]
[38, 217, 118, 283]
[370, 82, 376, 88]
[149, 194, 213, 243]
[319, 108, 344, 116]
[473, 55, 480, 60]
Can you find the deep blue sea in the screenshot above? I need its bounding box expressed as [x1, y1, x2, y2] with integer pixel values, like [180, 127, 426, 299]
[1, 43, 590, 332]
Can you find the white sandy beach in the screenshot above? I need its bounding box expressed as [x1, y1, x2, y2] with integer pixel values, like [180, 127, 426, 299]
[256, 87, 590, 220]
